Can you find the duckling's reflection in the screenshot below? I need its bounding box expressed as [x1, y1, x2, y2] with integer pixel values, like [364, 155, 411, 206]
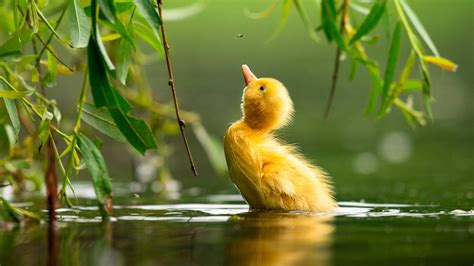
[225, 211, 334, 266]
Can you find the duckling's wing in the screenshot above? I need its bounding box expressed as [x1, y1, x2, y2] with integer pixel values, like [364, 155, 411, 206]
[224, 129, 265, 208]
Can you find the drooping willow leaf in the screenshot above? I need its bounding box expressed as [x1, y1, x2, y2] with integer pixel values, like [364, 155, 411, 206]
[0, 82, 20, 140]
[117, 20, 135, 85]
[133, 15, 164, 56]
[379, 22, 401, 111]
[87, 38, 157, 154]
[97, 0, 117, 23]
[44, 50, 57, 87]
[132, 0, 162, 34]
[349, 0, 386, 45]
[422, 56, 458, 72]
[320, 0, 346, 50]
[294, 0, 320, 42]
[77, 133, 113, 218]
[399, 0, 439, 57]
[91, 0, 115, 70]
[68, 0, 91, 48]
[81, 102, 126, 143]
[320, 0, 336, 42]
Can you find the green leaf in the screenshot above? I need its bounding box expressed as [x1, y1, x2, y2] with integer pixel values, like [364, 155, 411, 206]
[399, 0, 439, 57]
[84, 2, 135, 16]
[0, 89, 32, 98]
[132, 0, 162, 34]
[1, 124, 16, 148]
[0, 30, 32, 58]
[394, 97, 425, 127]
[116, 2, 136, 14]
[44, 50, 57, 88]
[402, 80, 422, 92]
[349, 57, 359, 80]
[37, 115, 51, 148]
[5, 159, 30, 172]
[294, 0, 320, 42]
[422, 93, 433, 122]
[379, 22, 401, 113]
[81, 102, 126, 143]
[0, 83, 20, 141]
[267, 0, 292, 41]
[68, 0, 91, 48]
[379, 50, 416, 117]
[101, 17, 135, 49]
[29, 2, 39, 33]
[320, 0, 346, 50]
[53, 104, 62, 126]
[320, 0, 336, 42]
[244, 0, 279, 19]
[133, 16, 164, 56]
[91, 0, 115, 71]
[349, 2, 369, 15]
[77, 133, 113, 218]
[0, 197, 21, 223]
[32, 1, 64, 42]
[0, 35, 21, 58]
[117, 21, 134, 85]
[349, 0, 386, 45]
[0, 197, 40, 222]
[363, 62, 383, 115]
[87, 39, 157, 154]
[98, 0, 117, 23]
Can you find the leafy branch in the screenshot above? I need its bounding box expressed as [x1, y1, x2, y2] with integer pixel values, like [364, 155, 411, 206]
[0, 0, 223, 224]
[250, 0, 458, 127]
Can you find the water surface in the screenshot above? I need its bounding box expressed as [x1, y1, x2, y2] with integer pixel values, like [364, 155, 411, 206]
[1, 185, 473, 266]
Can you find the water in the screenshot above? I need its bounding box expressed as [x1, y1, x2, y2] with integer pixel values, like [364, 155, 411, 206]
[1, 184, 473, 266]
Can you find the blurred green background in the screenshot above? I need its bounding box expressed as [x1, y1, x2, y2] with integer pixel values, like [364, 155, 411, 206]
[51, 0, 473, 207]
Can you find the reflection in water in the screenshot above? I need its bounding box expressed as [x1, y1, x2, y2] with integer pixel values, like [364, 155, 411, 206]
[90, 221, 124, 266]
[226, 212, 334, 266]
[47, 223, 59, 266]
[2, 203, 473, 265]
[49, 221, 117, 266]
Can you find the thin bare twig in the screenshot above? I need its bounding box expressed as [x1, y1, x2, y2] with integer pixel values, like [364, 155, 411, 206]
[35, 35, 75, 72]
[324, 0, 350, 119]
[157, 0, 198, 176]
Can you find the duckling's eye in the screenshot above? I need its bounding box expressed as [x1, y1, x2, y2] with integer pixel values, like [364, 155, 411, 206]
[259, 86, 265, 92]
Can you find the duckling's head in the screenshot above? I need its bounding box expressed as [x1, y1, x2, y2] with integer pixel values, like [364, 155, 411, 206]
[240, 65, 294, 132]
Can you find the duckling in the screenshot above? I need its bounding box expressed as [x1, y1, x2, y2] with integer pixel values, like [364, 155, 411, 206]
[224, 65, 336, 212]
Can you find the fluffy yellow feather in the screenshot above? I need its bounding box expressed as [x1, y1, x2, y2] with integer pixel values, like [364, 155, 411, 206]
[224, 65, 336, 212]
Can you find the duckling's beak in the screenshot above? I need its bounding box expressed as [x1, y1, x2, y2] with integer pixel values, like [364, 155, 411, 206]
[242, 64, 257, 86]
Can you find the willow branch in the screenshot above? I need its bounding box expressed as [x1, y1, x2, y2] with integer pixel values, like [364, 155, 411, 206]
[18, 6, 74, 72]
[324, 0, 350, 119]
[33, 37, 59, 223]
[35, 2, 69, 64]
[157, 0, 197, 176]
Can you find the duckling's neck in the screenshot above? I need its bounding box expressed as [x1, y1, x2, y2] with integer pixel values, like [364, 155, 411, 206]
[236, 119, 274, 136]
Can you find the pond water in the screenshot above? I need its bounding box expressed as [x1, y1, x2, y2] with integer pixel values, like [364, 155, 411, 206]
[1, 183, 473, 266]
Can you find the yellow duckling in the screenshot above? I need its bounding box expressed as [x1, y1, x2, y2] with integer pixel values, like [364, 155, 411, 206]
[224, 65, 336, 212]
